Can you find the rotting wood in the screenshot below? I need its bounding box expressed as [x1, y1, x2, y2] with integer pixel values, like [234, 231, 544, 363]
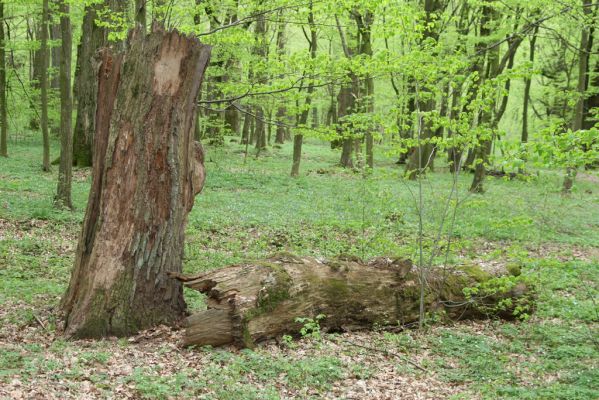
[171, 254, 533, 348]
[62, 24, 211, 338]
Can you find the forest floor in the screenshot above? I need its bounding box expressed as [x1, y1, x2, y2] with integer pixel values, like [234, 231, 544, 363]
[1, 139, 598, 399]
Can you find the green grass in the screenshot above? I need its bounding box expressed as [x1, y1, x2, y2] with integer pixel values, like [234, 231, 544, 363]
[0, 138, 598, 398]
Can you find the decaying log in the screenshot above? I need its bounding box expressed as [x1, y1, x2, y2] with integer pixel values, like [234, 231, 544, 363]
[62, 24, 211, 338]
[172, 254, 533, 348]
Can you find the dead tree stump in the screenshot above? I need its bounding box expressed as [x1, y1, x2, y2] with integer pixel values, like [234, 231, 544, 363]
[62, 25, 211, 338]
[172, 255, 533, 348]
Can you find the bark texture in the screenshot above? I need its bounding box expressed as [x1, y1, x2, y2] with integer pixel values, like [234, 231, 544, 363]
[62, 25, 211, 338]
[55, 0, 73, 209]
[173, 255, 532, 348]
[73, 0, 126, 167]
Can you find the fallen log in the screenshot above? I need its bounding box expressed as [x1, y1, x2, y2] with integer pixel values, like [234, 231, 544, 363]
[172, 254, 533, 348]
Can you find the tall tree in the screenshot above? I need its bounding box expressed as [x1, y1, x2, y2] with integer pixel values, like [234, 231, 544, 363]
[290, 2, 317, 177]
[0, 1, 7, 158]
[405, 0, 447, 179]
[563, 0, 594, 193]
[521, 25, 539, 144]
[55, 0, 73, 209]
[40, 0, 50, 172]
[354, 9, 375, 169]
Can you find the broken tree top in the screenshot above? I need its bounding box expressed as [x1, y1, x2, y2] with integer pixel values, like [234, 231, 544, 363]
[171, 254, 533, 348]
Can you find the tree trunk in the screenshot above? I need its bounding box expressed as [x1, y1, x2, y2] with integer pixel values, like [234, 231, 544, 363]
[290, 134, 303, 177]
[73, 0, 125, 168]
[40, 0, 50, 172]
[275, 106, 286, 144]
[290, 2, 317, 177]
[521, 26, 538, 144]
[338, 83, 356, 168]
[405, 0, 447, 179]
[172, 255, 533, 348]
[354, 11, 375, 169]
[135, 0, 147, 30]
[562, 0, 593, 193]
[0, 2, 7, 158]
[55, 1, 73, 209]
[50, 22, 61, 90]
[61, 26, 211, 338]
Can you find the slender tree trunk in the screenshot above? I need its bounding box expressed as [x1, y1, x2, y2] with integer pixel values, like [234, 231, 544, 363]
[253, 13, 267, 152]
[40, 0, 50, 172]
[50, 23, 61, 90]
[241, 112, 250, 144]
[291, 3, 317, 177]
[563, 0, 593, 193]
[0, 2, 7, 158]
[338, 82, 356, 168]
[62, 26, 211, 338]
[275, 107, 286, 144]
[354, 11, 375, 169]
[405, 0, 447, 179]
[521, 26, 539, 144]
[274, 19, 287, 144]
[55, 1, 73, 209]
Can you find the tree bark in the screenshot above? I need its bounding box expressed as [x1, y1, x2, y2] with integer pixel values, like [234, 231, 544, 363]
[50, 22, 61, 90]
[172, 255, 532, 348]
[405, 0, 447, 179]
[563, 0, 593, 193]
[136, 0, 147, 30]
[290, 3, 317, 177]
[55, 1, 73, 209]
[338, 82, 356, 168]
[40, 0, 50, 172]
[0, 2, 7, 158]
[521, 26, 539, 144]
[61, 25, 211, 338]
[73, 0, 126, 168]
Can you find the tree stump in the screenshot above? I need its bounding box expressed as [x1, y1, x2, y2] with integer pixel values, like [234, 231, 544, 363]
[172, 255, 533, 348]
[62, 25, 211, 338]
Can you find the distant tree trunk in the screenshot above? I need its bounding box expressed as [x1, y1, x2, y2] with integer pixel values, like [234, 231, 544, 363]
[241, 111, 250, 144]
[62, 26, 211, 338]
[0, 2, 7, 158]
[563, 0, 593, 193]
[253, 13, 267, 152]
[73, 0, 125, 167]
[521, 26, 539, 144]
[470, 5, 498, 194]
[135, 0, 147, 30]
[40, 0, 50, 172]
[50, 23, 61, 90]
[275, 107, 286, 144]
[447, 3, 472, 172]
[338, 82, 356, 168]
[55, 1, 73, 209]
[405, 0, 447, 179]
[291, 3, 317, 177]
[354, 11, 375, 169]
[274, 20, 287, 144]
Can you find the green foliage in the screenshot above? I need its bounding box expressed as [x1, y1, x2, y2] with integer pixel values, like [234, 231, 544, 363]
[295, 314, 326, 340]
